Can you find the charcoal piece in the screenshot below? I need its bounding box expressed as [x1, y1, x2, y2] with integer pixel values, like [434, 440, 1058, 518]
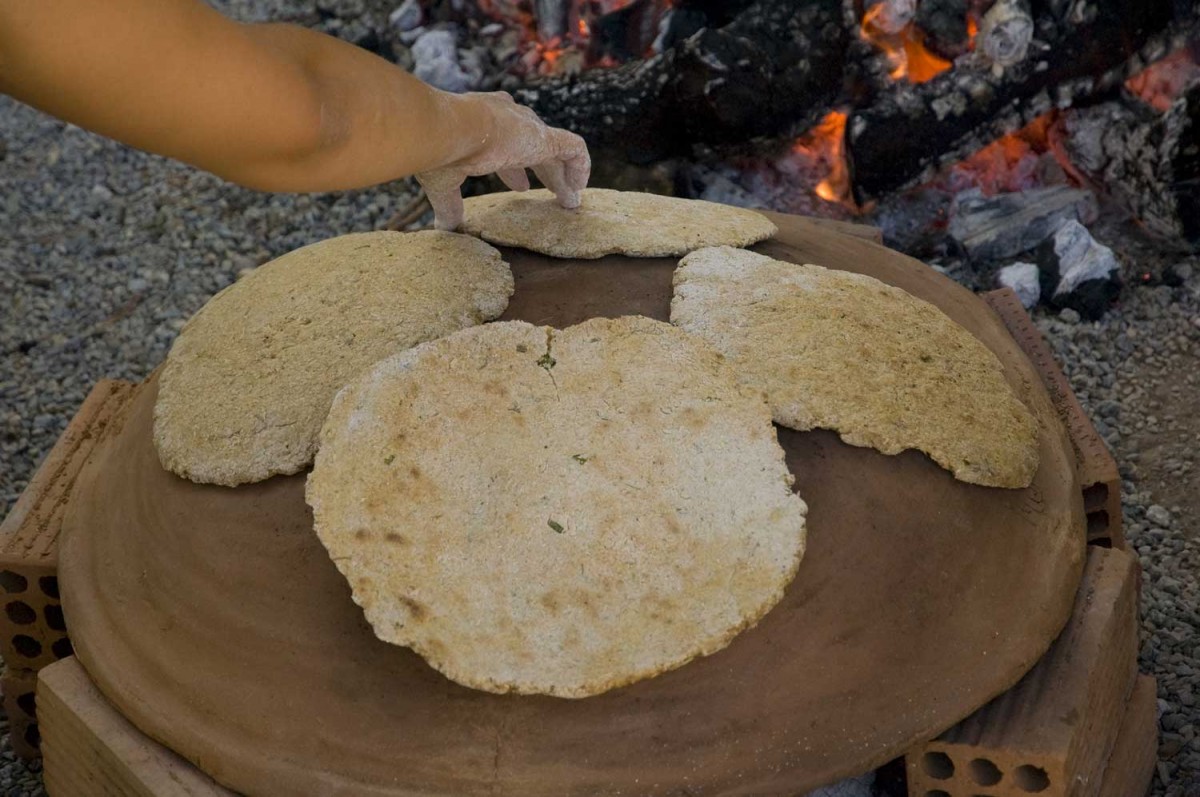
[1063, 81, 1200, 249]
[946, 186, 1098, 261]
[915, 0, 971, 59]
[1036, 220, 1123, 319]
[513, 0, 849, 163]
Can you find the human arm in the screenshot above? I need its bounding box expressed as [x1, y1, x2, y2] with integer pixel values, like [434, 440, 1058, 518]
[0, 0, 588, 225]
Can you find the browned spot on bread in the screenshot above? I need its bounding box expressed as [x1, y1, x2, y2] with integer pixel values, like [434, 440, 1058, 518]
[398, 596, 427, 621]
[385, 532, 407, 545]
[539, 592, 561, 613]
[354, 529, 371, 541]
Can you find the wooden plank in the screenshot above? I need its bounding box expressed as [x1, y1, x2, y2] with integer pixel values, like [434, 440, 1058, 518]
[39, 657, 235, 797]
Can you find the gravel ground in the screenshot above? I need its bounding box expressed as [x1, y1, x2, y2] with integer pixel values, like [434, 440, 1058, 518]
[2, 6, 1199, 796]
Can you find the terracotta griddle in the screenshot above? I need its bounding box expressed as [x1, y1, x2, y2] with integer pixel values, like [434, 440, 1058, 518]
[59, 212, 1086, 796]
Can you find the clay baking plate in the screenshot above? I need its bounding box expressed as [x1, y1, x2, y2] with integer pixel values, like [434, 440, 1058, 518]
[60, 212, 1085, 796]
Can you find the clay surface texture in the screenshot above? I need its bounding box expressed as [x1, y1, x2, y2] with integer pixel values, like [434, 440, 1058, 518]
[307, 316, 806, 698]
[459, 188, 777, 258]
[60, 213, 1084, 796]
[672, 247, 1039, 488]
[153, 231, 513, 486]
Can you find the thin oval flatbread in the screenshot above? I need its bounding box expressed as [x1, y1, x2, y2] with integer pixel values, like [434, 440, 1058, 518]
[154, 231, 513, 486]
[306, 316, 806, 698]
[459, 188, 777, 259]
[671, 247, 1039, 488]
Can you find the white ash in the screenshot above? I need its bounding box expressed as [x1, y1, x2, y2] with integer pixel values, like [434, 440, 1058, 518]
[1047, 219, 1121, 297]
[997, 261, 1041, 308]
[866, 0, 916, 34]
[977, 0, 1034, 69]
[412, 28, 477, 93]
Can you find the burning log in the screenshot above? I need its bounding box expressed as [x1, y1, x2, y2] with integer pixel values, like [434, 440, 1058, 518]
[512, 0, 850, 163]
[847, 0, 1190, 201]
[1062, 82, 1200, 248]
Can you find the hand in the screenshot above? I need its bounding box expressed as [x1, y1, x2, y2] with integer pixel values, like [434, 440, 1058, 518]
[417, 92, 591, 231]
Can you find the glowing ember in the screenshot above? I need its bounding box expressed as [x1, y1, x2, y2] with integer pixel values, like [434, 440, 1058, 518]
[791, 111, 852, 205]
[940, 114, 1071, 195]
[859, 2, 972, 83]
[1125, 49, 1200, 112]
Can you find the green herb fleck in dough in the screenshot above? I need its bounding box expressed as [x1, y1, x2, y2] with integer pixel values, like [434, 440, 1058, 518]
[384, 454, 395, 465]
[572, 454, 589, 464]
[538, 352, 556, 370]
[548, 519, 565, 533]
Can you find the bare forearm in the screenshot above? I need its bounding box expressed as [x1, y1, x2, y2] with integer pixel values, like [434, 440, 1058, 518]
[0, 0, 492, 192]
[240, 23, 494, 191]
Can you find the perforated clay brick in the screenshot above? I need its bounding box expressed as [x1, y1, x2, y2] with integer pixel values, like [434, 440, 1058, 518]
[906, 546, 1141, 797]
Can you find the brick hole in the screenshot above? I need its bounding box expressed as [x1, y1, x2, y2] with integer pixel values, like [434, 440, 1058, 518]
[16, 692, 35, 717]
[44, 604, 65, 631]
[12, 635, 41, 658]
[1087, 511, 1109, 537]
[922, 751, 955, 779]
[4, 602, 35, 625]
[0, 571, 27, 593]
[1090, 536, 1114, 549]
[1013, 764, 1050, 792]
[969, 758, 1003, 786]
[925, 792, 951, 797]
[24, 722, 39, 748]
[1082, 482, 1109, 509]
[51, 637, 73, 659]
[39, 576, 59, 599]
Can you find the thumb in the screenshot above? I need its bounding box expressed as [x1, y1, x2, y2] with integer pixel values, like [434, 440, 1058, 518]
[417, 172, 466, 231]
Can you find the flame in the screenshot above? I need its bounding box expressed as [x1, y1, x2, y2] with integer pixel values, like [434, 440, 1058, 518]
[860, 3, 955, 83]
[578, 17, 590, 38]
[791, 111, 852, 205]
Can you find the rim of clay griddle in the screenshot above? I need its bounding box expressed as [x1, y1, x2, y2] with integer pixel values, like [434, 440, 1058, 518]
[60, 211, 1086, 796]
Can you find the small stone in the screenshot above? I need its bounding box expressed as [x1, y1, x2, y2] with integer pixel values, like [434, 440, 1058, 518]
[1058, 307, 1081, 324]
[388, 0, 421, 31]
[1148, 505, 1173, 527]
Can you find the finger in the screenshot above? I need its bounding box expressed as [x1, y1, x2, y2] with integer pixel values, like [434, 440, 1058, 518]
[532, 160, 580, 209]
[552, 129, 591, 195]
[497, 167, 531, 192]
[417, 172, 466, 231]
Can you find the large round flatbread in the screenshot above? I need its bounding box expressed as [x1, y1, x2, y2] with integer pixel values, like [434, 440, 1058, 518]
[154, 231, 513, 486]
[306, 316, 806, 698]
[671, 247, 1039, 488]
[459, 188, 777, 258]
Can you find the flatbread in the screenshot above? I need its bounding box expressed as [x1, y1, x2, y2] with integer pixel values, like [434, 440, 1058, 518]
[459, 188, 777, 258]
[671, 247, 1039, 488]
[306, 316, 806, 698]
[154, 231, 513, 486]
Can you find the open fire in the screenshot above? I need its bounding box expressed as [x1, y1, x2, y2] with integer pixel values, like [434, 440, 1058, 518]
[413, 0, 1199, 267]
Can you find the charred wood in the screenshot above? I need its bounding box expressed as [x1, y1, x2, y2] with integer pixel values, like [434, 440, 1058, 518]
[513, 0, 849, 163]
[847, 0, 1192, 200]
[1063, 82, 1200, 248]
[915, 0, 972, 60]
